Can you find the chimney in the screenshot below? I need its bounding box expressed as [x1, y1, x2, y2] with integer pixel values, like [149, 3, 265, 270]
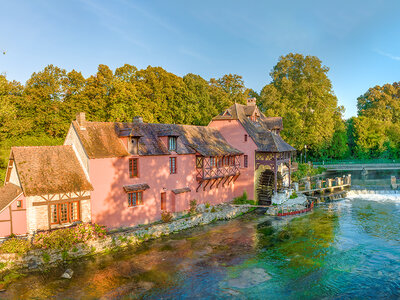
[247, 97, 256, 106]
[76, 112, 86, 130]
[132, 116, 143, 123]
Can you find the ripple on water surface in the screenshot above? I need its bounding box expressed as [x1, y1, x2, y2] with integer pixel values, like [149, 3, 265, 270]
[2, 195, 400, 299]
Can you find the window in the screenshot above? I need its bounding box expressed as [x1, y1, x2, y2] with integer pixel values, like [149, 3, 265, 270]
[223, 156, 229, 166]
[51, 202, 80, 224]
[129, 158, 139, 178]
[217, 157, 222, 168]
[170, 157, 177, 174]
[244, 134, 248, 142]
[16, 200, 22, 208]
[210, 157, 216, 168]
[244, 155, 248, 168]
[168, 136, 177, 151]
[128, 191, 143, 207]
[196, 156, 203, 169]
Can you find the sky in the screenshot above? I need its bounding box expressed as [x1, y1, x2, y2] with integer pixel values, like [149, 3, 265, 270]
[1, 0, 400, 119]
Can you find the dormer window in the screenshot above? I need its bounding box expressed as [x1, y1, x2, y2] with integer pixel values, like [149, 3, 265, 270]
[168, 136, 177, 151]
[130, 137, 140, 155]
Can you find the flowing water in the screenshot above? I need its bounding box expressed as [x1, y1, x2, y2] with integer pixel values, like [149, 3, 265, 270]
[2, 195, 400, 299]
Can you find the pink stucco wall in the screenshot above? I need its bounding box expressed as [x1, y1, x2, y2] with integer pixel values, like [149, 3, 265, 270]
[208, 119, 258, 200]
[89, 154, 237, 229]
[0, 194, 27, 237]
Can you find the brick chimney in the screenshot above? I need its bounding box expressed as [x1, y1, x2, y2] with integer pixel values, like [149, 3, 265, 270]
[247, 97, 256, 106]
[76, 112, 86, 130]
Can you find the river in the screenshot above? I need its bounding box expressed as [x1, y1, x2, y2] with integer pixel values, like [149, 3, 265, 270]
[2, 194, 400, 299]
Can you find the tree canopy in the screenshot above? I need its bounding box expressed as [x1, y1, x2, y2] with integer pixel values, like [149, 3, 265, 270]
[259, 53, 346, 158]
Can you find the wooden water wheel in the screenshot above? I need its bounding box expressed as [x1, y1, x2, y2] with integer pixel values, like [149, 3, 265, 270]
[257, 170, 283, 205]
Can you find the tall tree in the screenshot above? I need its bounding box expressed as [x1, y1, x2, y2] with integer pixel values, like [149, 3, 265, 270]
[259, 53, 341, 154]
[24, 65, 67, 136]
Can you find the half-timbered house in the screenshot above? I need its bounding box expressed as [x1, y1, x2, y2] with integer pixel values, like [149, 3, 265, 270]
[0, 98, 295, 236]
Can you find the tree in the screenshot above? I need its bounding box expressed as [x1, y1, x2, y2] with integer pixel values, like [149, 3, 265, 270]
[259, 53, 341, 156]
[23, 65, 67, 137]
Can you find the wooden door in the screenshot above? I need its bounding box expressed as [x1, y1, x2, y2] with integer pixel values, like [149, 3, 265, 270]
[161, 192, 166, 210]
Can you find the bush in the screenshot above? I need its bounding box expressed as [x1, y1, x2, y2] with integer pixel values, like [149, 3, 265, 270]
[292, 163, 326, 182]
[161, 210, 173, 223]
[289, 191, 298, 199]
[233, 191, 255, 205]
[0, 238, 31, 255]
[189, 200, 197, 214]
[210, 207, 216, 213]
[32, 223, 107, 251]
[205, 202, 210, 209]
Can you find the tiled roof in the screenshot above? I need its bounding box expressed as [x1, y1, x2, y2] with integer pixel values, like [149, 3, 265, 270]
[123, 183, 150, 192]
[11, 145, 93, 196]
[213, 103, 296, 153]
[172, 187, 191, 194]
[73, 121, 243, 158]
[0, 183, 23, 213]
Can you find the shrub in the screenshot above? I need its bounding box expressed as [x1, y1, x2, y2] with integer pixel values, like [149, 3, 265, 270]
[0, 238, 31, 255]
[205, 202, 210, 209]
[189, 200, 197, 214]
[32, 223, 107, 251]
[161, 210, 173, 223]
[210, 207, 216, 213]
[289, 191, 298, 199]
[233, 191, 255, 205]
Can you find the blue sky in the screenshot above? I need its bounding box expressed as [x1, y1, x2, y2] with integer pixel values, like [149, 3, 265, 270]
[1, 0, 400, 118]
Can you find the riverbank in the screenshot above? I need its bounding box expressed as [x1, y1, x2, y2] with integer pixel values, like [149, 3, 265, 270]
[0, 204, 250, 278]
[2, 195, 399, 299]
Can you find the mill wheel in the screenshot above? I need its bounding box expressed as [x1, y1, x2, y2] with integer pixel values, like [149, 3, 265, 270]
[257, 170, 274, 205]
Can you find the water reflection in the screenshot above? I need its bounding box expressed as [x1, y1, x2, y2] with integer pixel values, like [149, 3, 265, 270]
[2, 199, 400, 299]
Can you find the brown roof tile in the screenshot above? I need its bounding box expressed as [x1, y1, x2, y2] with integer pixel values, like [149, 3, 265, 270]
[123, 183, 150, 192]
[12, 145, 93, 196]
[0, 183, 23, 213]
[75, 121, 242, 158]
[171, 187, 191, 194]
[213, 104, 295, 153]
[72, 121, 129, 159]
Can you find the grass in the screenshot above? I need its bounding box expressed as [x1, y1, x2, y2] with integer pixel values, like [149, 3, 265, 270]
[233, 191, 256, 205]
[0, 135, 64, 184]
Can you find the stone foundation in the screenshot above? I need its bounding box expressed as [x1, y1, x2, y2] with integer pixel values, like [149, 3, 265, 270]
[0, 204, 250, 272]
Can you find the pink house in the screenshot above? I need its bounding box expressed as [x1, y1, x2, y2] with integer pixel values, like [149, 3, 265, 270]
[0, 98, 295, 236]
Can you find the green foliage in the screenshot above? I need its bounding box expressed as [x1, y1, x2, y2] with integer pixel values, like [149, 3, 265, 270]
[259, 53, 343, 156]
[0, 135, 64, 184]
[289, 191, 298, 199]
[205, 202, 210, 209]
[32, 223, 107, 251]
[189, 200, 198, 214]
[210, 207, 217, 213]
[233, 191, 255, 205]
[292, 164, 326, 182]
[42, 252, 50, 263]
[0, 238, 31, 255]
[161, 210, 173, 223]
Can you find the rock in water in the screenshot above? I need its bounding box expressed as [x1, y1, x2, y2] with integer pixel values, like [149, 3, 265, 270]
[227, 268, 271, 288]
[61, 269, 74, 279]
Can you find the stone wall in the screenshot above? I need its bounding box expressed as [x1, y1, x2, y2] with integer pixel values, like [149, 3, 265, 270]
[0, 204, 250, 272]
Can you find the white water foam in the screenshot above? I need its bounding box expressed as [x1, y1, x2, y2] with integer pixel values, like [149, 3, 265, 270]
[347, 190, 400, 203]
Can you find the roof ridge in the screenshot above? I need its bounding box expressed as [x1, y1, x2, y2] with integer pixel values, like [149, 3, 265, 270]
[12, 145, 71, 149]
